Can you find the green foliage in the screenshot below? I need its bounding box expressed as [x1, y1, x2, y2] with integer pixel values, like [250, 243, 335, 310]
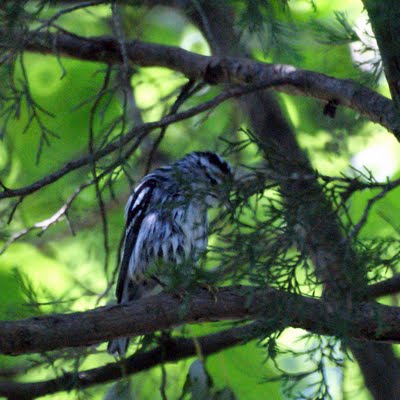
[312, 11, 360, 45]
[0, 1, 399, 400]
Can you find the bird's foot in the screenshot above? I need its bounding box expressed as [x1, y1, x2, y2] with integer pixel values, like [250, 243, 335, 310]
[171, 288, 188, 300]
[199, 283, 219, 303]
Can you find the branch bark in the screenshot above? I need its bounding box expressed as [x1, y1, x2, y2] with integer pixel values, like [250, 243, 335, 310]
[2, 286, 400, 357]
[1, 274, 400, 399]
[0, 323, 258, 399]
[366, 275, 400, 299]
[1, 29, 399, 139]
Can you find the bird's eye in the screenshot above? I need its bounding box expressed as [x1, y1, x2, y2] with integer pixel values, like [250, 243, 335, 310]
[205, 171, 218, 185]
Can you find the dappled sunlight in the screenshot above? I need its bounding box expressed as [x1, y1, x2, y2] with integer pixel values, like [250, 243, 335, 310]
[351, 133, 400, 181]
[1, 1, 400, 400]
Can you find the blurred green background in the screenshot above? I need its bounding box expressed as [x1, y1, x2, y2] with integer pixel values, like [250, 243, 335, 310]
[1, 0, 400, 399]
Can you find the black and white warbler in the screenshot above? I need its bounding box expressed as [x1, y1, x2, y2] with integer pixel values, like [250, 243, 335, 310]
[108, 151, 233, 355]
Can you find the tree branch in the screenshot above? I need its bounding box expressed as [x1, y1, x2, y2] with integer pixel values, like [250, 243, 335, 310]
[2, 29, 399, 139]
[0, 83, 267, 200]
[2, 286, 400, 357]
[2, 273, 399, 399]
[0, 323, 258, 399]
[367, 275, 400, 299]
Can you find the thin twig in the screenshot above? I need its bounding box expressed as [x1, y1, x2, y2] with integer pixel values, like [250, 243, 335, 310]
[0, 182, 91, 255]
[349, 180, 400, 239]
[88, 65, 113, 277]
[0, 82, 275, 201]
[144, 79, 203, 174]
[33, 1, 107, 33]
[160, 362, 168, 400]
[6, 196, 24, 224]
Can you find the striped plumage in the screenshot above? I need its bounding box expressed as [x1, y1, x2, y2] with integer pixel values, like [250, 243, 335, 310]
[108, 152, 232, 355]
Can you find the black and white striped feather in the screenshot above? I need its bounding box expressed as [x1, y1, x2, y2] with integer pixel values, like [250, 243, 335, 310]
[108, 152, 232, 356]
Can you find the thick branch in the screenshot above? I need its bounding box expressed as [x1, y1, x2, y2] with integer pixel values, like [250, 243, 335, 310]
[2, 29, 399, 138]
[2, 286, 400, 356]
[367, 275, 400, 299]
[0, 323, 257, 399]
[1, 274, 399, 399]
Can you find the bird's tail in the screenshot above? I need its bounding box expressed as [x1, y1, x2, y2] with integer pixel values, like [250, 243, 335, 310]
[108, 336, 130, 356]
[107, 278, 141, 357]
[107, 278, 160, 356]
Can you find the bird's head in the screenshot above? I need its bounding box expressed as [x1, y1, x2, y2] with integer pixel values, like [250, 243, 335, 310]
[174, 151, 234, 207]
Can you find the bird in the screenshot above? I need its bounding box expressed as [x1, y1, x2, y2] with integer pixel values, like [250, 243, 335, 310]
[108, 151, 233, 356]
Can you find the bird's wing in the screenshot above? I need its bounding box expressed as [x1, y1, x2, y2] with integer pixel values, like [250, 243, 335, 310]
[116, 177, 157, 303]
